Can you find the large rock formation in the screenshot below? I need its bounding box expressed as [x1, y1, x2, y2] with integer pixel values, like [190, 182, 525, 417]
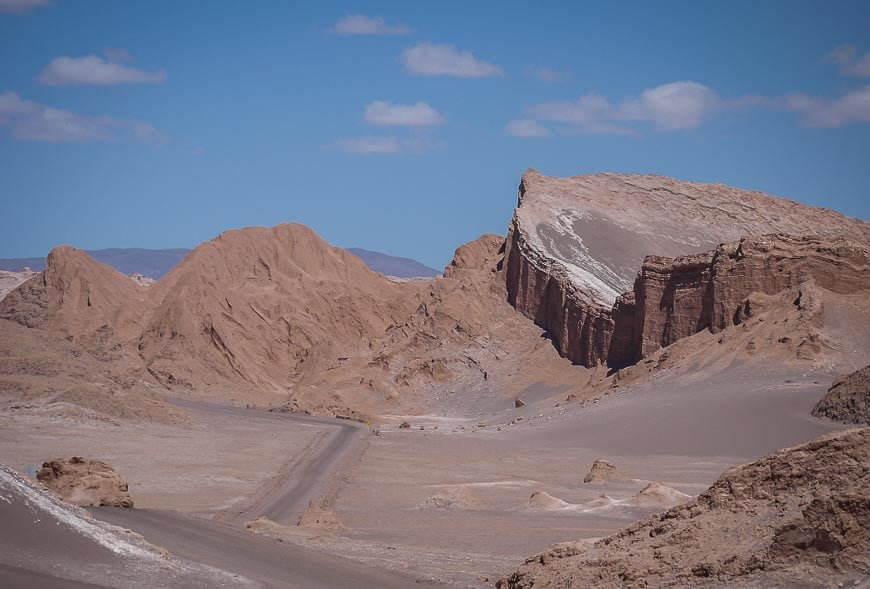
[505, 170, 870, 368]
[0, 246, 152, 340]
[138, 223, 413, 392]
[499, 428, 870, 588]
[1, 223, 576, 418]
[813, 365, 870, 425]
[37, 457, 134, 508]
[609, 235, 870, 367]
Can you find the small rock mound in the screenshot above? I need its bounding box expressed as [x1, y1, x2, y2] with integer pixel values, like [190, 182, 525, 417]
[583, 459, 617, 483]
[625, 482, 692, 509]
[813, 365, 870, 425]
[499, 428, 870, 588]
[417, 487, 482, 510]
[297, 499, 348, 533]
[37, 457, 133, 508]
[527, 491, 572, 511]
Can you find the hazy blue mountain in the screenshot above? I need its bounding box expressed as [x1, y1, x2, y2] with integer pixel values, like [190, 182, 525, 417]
[0, 248, 191, 279]
[1, 246, 439, 280]
[346, 248, 440, 278]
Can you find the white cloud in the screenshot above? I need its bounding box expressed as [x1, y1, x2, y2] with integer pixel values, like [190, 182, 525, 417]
[332, 14, 412, 35]
[333, 136, 434, 155]
[786, 85, 870, 127]
[505, 119, 550, 138]
[0, 91, 167, 143]
[363, 101, 442, 126]
[526, 81, 731, 132]
[528, 67, 571, 82]
[38, 55, 166, 86]
[402, 42, 502, 78]
[824, 45, 870, 77]
[0, 0, 50, 13]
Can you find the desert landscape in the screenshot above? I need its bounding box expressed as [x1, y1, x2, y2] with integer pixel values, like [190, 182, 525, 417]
[2, 3, 869, 588]
[0, 168, 868, 588]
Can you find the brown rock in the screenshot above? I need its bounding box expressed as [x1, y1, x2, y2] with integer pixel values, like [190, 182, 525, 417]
[514, 397, 526, 408]
[583, 459, 617, 483]
[812, 365, 870, 425]
[500, 428, 870, 588]
[37, 457, 133, 508]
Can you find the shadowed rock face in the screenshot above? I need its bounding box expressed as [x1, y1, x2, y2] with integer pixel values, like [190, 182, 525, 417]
[813, 365, 870, 425]
[504, 169, 870, 368]
[500, 428, 870, 589]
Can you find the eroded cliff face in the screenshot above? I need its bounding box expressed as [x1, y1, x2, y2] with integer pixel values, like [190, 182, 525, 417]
[614, 235, 870, 366]
[504, 170, 870, 368]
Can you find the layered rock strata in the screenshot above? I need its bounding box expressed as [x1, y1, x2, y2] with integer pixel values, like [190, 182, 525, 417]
[505, 170, 870, 368]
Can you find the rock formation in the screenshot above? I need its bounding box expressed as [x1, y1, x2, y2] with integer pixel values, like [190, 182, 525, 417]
[500, 428, 870, 588]
[583, 459, 618, 483]
[609, 234, 870, 367]
[813, 365, 870, 425]
[624, 482, 692, 510]
[505, 170, 870, 368]
[0, 267, 37, 302]
[37, 457, 134, 508]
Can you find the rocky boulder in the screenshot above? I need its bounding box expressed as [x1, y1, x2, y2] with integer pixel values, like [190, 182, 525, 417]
[37, 457, 133, 508]
[813, 365, 870, 425]
[583, 459, 618, 483]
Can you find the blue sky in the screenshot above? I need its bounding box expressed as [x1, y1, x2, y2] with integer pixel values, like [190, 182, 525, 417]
[1, 1, 868, 268]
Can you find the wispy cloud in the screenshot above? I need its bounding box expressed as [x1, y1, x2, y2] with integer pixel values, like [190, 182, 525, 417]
[525, 81, 745, 133]
[786, 85, 870, 128]
[402, 42, 502, 78]
[824, 45, 870, 77]
[363, 101, 442, 126]
[505, 119, 550, 138]
[332, 14, 412, 35]
[38, 54, 166, 86]
[0, 91, 167, 143]
[333, 136, 435, 155]
[0, 0, 50, 14]
[528, 67, 571, 82]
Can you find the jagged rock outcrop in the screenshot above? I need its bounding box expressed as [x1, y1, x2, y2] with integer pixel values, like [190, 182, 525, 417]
[499, 428, 870, 588]
[610, 235, 870, 366]
[813, 365, 870, 425]
[505, 170, 870, 368]
[0, 246, 151, 340]
[37, 457, 134, 508]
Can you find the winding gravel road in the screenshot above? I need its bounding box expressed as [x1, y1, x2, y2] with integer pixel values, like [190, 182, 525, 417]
[87, 398, 433, 588]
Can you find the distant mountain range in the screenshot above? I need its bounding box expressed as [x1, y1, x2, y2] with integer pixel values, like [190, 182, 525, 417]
[0, 246, 440, 280]
[346, 248, 439, 278]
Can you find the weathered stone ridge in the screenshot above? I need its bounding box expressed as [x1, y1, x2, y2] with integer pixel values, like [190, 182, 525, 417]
[619, 235, 870, 365]
[504, 170, 870, 369]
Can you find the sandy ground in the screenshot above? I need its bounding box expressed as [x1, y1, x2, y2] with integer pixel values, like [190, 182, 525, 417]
[325, 361, 846, 584]
[0, 399, 327, 517]
[0, 360, 852, 587]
